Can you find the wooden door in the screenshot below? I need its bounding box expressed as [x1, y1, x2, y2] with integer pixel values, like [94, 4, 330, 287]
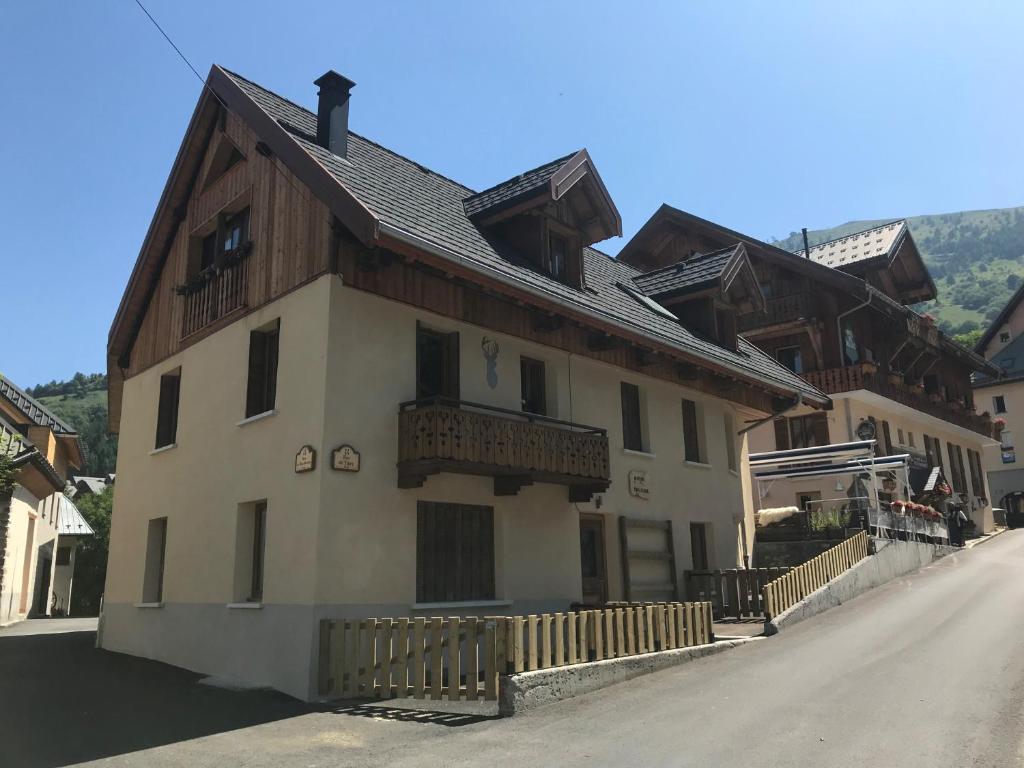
[579, 514, 608, 605]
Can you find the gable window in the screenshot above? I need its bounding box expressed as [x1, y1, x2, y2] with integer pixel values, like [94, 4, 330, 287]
[776, 346, 804, 374]
[681, 398, 705, 463]
[142, 517, 168, 604]
[246, 320, 280, 418]
[520, 357, 546, 415]
[621, 382, 644, 451]
[196, 207, 251, 275]
[546, 232, 569, 282]
[416, 502, 494, 603]
[416, 324, 460, 401]
[155, 368, 181, 449]
[994, 395, 1007, 414]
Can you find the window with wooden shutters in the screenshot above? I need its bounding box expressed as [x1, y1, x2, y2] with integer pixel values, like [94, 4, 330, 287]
[932, 436, 945, 475]
[947, 442, 966, 492]
[416, 502, 494, 603]
[621, 382, 643, 451]
[520, 357, 546, 415]
[774, 417, 791, 450]
[416, 324, 460, 400]
[881, 420, 893, 456]
[923, 434, 935, 466]
[246, 320, 280, 418]
[155, 369, 181, 449]
[788, 414, 829, 450]
[967, 449, 983, 497]
[681, 399, 703, 463]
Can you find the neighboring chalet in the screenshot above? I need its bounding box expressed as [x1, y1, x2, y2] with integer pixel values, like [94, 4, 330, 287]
[617, 208, 1001, 536]
[100, 67, 827, 699]
[1, 374, 92, 624]
[974, 283, 1024, 524]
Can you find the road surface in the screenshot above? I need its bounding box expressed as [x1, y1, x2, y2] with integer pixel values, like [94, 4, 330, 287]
[3, 532, 1022, 767]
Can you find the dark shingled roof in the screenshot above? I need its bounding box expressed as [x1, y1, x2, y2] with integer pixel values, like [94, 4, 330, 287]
[0, 374, 76, 435]
[975, 333, 1024, 386]
[976, 281, 1024, 355]
[632, 245, 741, 299]
[220, 69, 827, 404]
[463, 153, 575, 217]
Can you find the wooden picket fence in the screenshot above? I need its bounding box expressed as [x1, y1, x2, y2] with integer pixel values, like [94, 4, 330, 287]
[762, 530, 870, 620]
[318, 602, 714, 702]
[685, 568, 791, 619]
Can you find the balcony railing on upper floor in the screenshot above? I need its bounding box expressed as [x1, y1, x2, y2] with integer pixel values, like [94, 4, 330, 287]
[180, 256, 250, 339]
[801, 363, 992, 437]
[397, 397, 611, 500]
[737, 293, 815, 333]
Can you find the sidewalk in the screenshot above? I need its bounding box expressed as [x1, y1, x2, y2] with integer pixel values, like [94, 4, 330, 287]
[0, 617, 98, 636]
[964, 526, 1008, 550]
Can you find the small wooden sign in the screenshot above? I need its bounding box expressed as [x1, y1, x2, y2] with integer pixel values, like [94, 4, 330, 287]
[295, 445, 317, 473]
[628, 469, 650, 499]
[332, 444, 361, 472]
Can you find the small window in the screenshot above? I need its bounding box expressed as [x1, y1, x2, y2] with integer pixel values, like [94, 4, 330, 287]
[416, 502, 494, 603]
[785, 413, 829, 450]
[520, 357, 546, 415]
[681, 398, 704, 463]
[621, 383, 643, 451]
[999, 331, 1011, 343]
[142, 517, 168, 603]
[908, 432, 915, 447]
[55, 546, 72, 566]
[797, 490, 822, 512]
[723, 412, 737, 471]
[192, 207, 251, 278]
[155, 369, 181, 449]
[776, 346, 804, 374]
[897, 428, 905, 445]
[222, 208, 249, 253]
[546, 233, 568, 282]
[690, 522, 710, 571]
[994, 395, 1007, 414]
[416, 324, 460, 401]
[246, 320, 280, 418]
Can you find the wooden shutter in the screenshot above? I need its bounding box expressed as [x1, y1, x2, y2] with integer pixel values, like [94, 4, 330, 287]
[682, 399, 700, 462]
[933, 437, 945, 474]
[774, 417, 791, 450]
[881, 421, 893, 456]
[621, 383, 642, 451]
[155, 371, 180, 449]
[416, 502, 494, 603]
[967, 449, 983, 497]
[811, 413, 830, 446]
[246, 322, 279, 417]
[923, 434, 934, 465]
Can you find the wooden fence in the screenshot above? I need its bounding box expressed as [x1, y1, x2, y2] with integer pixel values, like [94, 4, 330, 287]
[318, 602, 714, 702]
[762, 530, 870, 620]
[685, 568, 791, 619]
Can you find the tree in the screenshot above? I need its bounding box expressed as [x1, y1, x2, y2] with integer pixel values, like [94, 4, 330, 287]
[69, 487, 112, 616]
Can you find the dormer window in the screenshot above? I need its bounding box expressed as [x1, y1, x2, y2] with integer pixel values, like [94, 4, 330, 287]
[547, 232, 568, 282]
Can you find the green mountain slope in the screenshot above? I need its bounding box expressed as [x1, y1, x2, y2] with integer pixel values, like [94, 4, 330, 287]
[772, 206, 1024, 340]
[27, 374, 117, 477]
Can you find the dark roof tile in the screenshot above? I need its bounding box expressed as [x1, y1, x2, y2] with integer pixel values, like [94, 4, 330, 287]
[0, 375, 76, 435]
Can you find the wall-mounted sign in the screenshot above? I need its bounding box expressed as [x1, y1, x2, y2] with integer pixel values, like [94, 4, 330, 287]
[332, 444, 361, 472]
[295, 445, 317, 473]
[855, 419, 876, 441]
[628, 469, 650, 499]
[1003, 450, 1016, 465]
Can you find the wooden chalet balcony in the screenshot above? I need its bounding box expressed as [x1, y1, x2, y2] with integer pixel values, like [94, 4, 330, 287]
[397, 398, 611, 499]
[801, 363, 993, 437]
[180, 257, 249, 339]
[737, 293, 814, 332]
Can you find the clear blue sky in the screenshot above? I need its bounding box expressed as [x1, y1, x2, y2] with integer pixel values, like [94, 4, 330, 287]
[3, 1, 1022, 387]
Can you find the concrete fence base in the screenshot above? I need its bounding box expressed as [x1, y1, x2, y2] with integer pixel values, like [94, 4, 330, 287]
[498, 638, 755, 715]
[765, 538, 957, 636]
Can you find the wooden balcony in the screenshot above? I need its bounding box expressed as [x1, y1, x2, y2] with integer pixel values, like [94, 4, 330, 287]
[801, 363, 993, 437]
[180, 257, 249, 339]
[398, 398, 611, 499]
[737, 293, 814, 332]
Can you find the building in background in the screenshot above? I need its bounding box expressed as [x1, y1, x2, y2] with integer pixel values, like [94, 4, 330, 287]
[974, 283, 1024, 525]
[617, 210, 1001, 542]
[0, 374, 91, 625]
[100, 66, 827, 699]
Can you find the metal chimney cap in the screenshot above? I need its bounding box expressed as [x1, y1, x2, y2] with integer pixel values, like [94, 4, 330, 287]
[314, 70, 356, 94]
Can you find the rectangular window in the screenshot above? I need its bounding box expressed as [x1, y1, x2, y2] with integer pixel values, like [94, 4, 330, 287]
[947, 442, 966, 492]
[723, 412, 737, 471]
[908, 432, 915, 448]
[142, 517, 168, 603]
[416, 324, 460, 401]
[249, 502, 267, 601]
[788, 413, 829, 450]
[775, 346, 804, 374]
[546, 233, 568, 282]
[155, 369, 181, 449]
[621, 382, 643, 451]
[245, 320, 280, 418]
[681, 399, 703, 463]
[994, 395, 1007, 414]
[416, 502, 494, 603]
[797, 490, 822, 512]
[967, 449, 983, 498]
[690, 522, 710, 571]
[195, 207, 250, 276]
[897, 428, 905, 445]
[880, 420, 893, 456]
[520, 357, 546, 415]
[55, 546, 72, 566]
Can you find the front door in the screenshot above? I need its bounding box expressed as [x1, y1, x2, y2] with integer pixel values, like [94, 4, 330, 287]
[579, 514, 608, 605]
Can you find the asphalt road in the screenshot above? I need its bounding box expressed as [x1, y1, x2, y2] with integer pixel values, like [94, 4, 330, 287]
[3, 532, 1023, 767]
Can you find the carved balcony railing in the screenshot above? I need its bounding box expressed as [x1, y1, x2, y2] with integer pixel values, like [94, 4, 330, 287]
[801, 364, 992, 437]
[737, 293, 814, 332]
[180, 256, 249, 339]
[398, 398, 611, 499]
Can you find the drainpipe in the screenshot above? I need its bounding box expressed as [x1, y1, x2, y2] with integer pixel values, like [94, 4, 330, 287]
[738, 393, 803, 436]
[836, 293, 873, 366]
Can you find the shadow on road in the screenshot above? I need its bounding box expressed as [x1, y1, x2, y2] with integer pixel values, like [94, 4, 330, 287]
[0, 631, 317, 768]
[328, 702, 502, 727]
